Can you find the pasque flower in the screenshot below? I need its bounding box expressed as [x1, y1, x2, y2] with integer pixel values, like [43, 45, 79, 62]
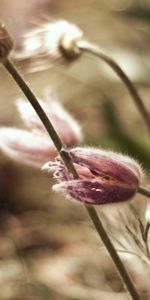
[43, 147, 143, 205]
[0, 97, 82, 167]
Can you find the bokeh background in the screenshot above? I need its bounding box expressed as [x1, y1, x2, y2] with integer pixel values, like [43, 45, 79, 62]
[0, 1, 150, 299]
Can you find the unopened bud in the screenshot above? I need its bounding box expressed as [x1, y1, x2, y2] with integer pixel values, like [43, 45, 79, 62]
[16, 97, 83, 145]
[0, 127, 56, 168]
[43, 147, 143, 205]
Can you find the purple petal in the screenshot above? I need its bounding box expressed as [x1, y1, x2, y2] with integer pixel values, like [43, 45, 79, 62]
[69, 148, 142, 186]
[0, 127, 56, 167]
[53, 179, 136, 205]
[16, 98, 82, 145]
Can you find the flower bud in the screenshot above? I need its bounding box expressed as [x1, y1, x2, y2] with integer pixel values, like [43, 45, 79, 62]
[43, 147, 143, 205]
[0, 23, 13, 61]
[16, 97, 83, 145]
[0, 127, 56, 167]
[0, 96, 82, 168]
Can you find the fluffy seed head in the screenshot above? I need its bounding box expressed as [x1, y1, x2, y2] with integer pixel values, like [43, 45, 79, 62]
[12, 20, 83, 72]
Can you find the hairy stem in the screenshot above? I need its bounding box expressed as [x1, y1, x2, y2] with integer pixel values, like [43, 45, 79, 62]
[145, 222, 150, 259]
[138, 186, 150, 199]
[77, 40, 150, 136]
[86, 205, 140, 299]
[2, 58, 140, 300]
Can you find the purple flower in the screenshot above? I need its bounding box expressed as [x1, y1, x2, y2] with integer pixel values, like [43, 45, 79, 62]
[43, 147, 143, 205]
[0, 96, 82, 168]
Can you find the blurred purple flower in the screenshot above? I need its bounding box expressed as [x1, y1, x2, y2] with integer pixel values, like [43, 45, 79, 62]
[43, 147, 143, 205]
[0, 97, 82, 168]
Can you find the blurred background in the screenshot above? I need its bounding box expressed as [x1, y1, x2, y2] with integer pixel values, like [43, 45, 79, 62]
[0, 0, 150, 299]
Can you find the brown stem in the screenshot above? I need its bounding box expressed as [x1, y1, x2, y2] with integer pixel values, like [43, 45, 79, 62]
[86, 205, 140, 300]
[138, 186, 150, 199]
[77, 40, 150, 137]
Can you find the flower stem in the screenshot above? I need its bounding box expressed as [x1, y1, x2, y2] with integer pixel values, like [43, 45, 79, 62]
[77, 40, 150, 137]
[2, 57, 140, 300]
[145, 222, 150, 259]
[138, 186, 150, 199]
[86, 205, 140, 300]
